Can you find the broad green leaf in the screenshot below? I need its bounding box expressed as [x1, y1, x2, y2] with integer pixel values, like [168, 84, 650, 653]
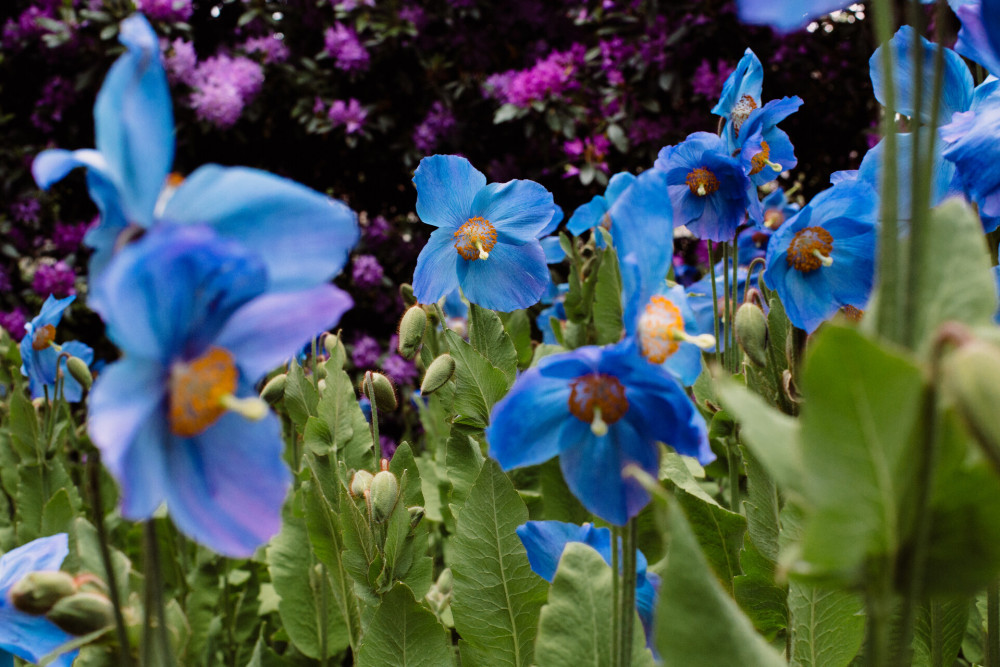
[535, 543, 653, 667]
[8, 382, 40, 462]
[656, 503, 785, 666]
[390, 442, 424, 507]
[451, 460, 547, 667]
[283, 359, 318, 431]
[443, 329, 510, 429]
[499, 310, 533, 368]
[468, 304, 518, 383]
[16, 460, 80, 542]
[303, 416, 333, 456]
[356, 584, 453, 667]
[593, 244, 624, 345]
[912, 598, 969, 667]
[40, 488, 75, 536]
[246, 636, 290, 667]
[788, 582, 864, 667]
[798, 326, 923, 579]
[660, 451, 718, 506]
[317, 357, 374, 471]
[741, 446, 780, 565]
[445, 428, 483, 517]
[674, 488, 746, 593]
[538, 458, 589, 524]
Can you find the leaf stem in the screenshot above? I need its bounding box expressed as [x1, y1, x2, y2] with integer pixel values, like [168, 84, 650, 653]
[611, 524, 621, 667]
[143, 521, 174, 667]
[708, 242, 722, 369]
[364, 371, 382, 463]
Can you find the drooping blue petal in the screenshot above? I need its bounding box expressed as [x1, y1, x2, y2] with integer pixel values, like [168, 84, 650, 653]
[0, 534, 69, 591]
[538, 205, 564, 238]
[516, 521, 599, 582]
[540, 236, 566, 264]
[457, 239, 549, 311]
[956, 2, 1000, 76]
[611, 168, 673, 316]
[870, 25, 974, 125]
[32, 294, 75, 330]
[412, 227, 462, 305]
[487, 366, 573, 468]
[165, 410, 290, 557]
[712, 49, 763, 119]
[471, 180, 556, 241]
[94, 14, 173, 228]
[943, 104, 1000, 226]
[443, 287, 468, 319]
[162, 165, 359, 292]
[567, 196, 609, 236]
[113, 405, 171, 520]
[736, 0, 855, 32]
[215, 285, 353, 382]
[413, 155, 487, 228]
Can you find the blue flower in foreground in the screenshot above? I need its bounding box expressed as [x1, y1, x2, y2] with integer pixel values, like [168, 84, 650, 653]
[19, 295, 93, 403]
[33, 15, 358, 288]
[737, 97, 803, 187]
[87, 225, 352, 556]
[763, 180, 878, 333]
[517, 520, 660, 646]
[487, 342, 711, 525]
[656, 133, 761, 241]
[412, 154, 555, 311]
[0, 534, 76, 667]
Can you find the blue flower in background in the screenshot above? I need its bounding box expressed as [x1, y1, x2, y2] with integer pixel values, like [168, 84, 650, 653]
[19, 295, 93, 403]
[566, 172, 637, 246]
[736, 1, 860, 32]
[712, 49, 763, 145]
[517, 520, 660, 647]
[954, 0, 1000, 76]
[656, 132, 761, 242]
[537, 283, 569, 345]
[763, 180, 878, 333]
[86, 225, 352, 556]
[487, 342, 711, 525]
[737, 97, 803, 187]
[685, 261, 763, 354]
[0, 534, 77, 667]
[33, 15, 359, 289]
[942, 78, 1000, 231]
[411, 154, 555, 312]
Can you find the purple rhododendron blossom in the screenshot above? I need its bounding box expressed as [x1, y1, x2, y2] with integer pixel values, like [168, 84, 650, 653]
[324, 23, 369, 72]
[352, 254, 384, 288]
[135, 0, 193, 22]
[0, 308, 27, 342]
[163, 38, 198, 85]
[242, 34, 290, 64]
[328, 98, 368, 133]
[383, 353, 418, 385]
[352, 335, 381, 368]
[32, 262, 76, 298]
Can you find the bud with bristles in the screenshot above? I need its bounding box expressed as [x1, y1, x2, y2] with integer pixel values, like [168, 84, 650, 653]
[46, 592, 114, 636]
[398, 306, 427, 359]
[421, 354, 456, 395]
[363, 372, 398, 412]
[735, 303, 769, 368]
[400, 283, 416, 308]
[66, 357, 92, 390]
[370, 470, 400, 523]
[260, 374, 287, 404]
[10, 571, 77, 615]
[350, 470, 374, 498]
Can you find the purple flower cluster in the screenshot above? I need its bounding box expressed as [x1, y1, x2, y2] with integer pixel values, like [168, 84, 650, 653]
[352, 335, 381, 368]
[32, 261, 76, 298]
[364, 215, 391, 246]
[691, 58, 732, 99]
[484, 46, 584, 108]
[242, 34, 290, 65]
[413, 101, 456, 153]
[382, 353, 417, 386]
[163, 38, 197, 85]
[31, 76, 75, 134]
[52, 221, 91, 254]
[134, 0, 194, 23]
[352, 253, 384, 288]
[336, 0, 375, 10]
[189, 54, 264, 129]
[323, 23, 369, 72]
[10, 198, 40, 224]
[328, 98, 368, 134]
[564, 135, 611, 178]
[0, 308, 27, 342]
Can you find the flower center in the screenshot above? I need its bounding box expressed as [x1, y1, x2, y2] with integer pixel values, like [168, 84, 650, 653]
[732, 94, 758, 138]
[764, 208, 785, 229]
[568, 373, 629, 435]
[638, 296, 684, 364]
[786, 226, 834, 273]
[749, 140, 771, 176]
[686, 168, 720, 197]
[453, 216, 497, 261]
[841, 305, 864, 321]
[169, 346, 239, 437]
[31, 324, 57, 351]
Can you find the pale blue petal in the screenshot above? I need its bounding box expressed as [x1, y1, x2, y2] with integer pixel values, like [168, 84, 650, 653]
[737, 0, 855, 32]
[458, 239, 549, 311]
[487, 367, 572, 468]
[471, 180, 555, 241]
[413, 155, 486, 228]
[412, 227, 461, 305]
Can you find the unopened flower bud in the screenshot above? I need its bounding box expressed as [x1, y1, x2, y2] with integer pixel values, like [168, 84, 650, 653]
[10, 571, 77, 615]
[943, 341, 1000, 459]
[420, 354, 456, 395]
[46, 592, 114, 636]
[370, 470, 399, 523]
[400, 283, 416, 308]
[363, 372, 398, 412]
[735, 303, 769, 368]
[66, 357, 92, 390]
[436, 568, 453, 595]
[324, 334, 345, 359]
[350, 470, 374, 498]
[408, 505, 425, 530]
[398, 306, 428, 360]
[259, 374, 287, 405]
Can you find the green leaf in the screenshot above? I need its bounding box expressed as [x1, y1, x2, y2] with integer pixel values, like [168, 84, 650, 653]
[673, 488, 746, 593]
[912, 598, 969, 667]
[40, 488, 75, 536]
[8, 382, 40, 462]
[246, 636, 290, 667]
[356, 584, 453, 667]
[468, 304, 518, 383]
[607, 123, 628, 153]
[494, 103, 521, 124]
[303, 416, 333, 456]
[660, 451, 718, 507]
[390, 442, 424, 507]
[283, 359, 318, 431]
[740, 446, 780, 566]
[534, 543, 653, 667]
[16, 460, 80, 542]
[499, 310, 533, 368]
[443, 330, 510, 429]
[445, 429, 484, 517]
[656, 502, 785, 666]
[593, 244, 624, 345]
[538, 458, 590, 524]
[451, 460, 547, 667]
[798, 326, 923, 580]
[788, 582, 865, 667]
[318, 357, 374, 471]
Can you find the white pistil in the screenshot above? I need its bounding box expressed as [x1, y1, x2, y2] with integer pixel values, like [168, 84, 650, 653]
[673, 331, 716, 350]
[220, 395, 269, 421]
[590, 406, 608, 437]
[812, 249, 833, 267]
[475, 241, 490, 260]
[697, 184, 708, 197]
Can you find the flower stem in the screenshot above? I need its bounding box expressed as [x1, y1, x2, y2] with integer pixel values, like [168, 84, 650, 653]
[727, 437, 741, 515]
[730, 232, 741, 373]
[619, 519, 638, 667]
[143, 521, 175, 667]
[708, 242, 722, 368]
[611, 525, 622, 667]
[364, 371, 382, 463]
[723, 243, 732, 371]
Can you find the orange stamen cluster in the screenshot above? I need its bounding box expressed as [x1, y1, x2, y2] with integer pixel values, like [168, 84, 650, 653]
[169, 346, 238, 437]
[686, 168, 720, 197]
[786, 226, 834, 273]
[749, 140, 771, 176]
[31, 324, 57, 351]
[841, 305, 864, 322]
[568, 373, 628, 425]
[453, 216, 497, 261]
[638, 296, 684, 364]
[732, 94, 758, 138]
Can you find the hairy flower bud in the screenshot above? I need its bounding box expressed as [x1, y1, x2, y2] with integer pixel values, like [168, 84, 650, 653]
[350, 470, 374, 498]
[66, 356, 93, 390]
[420, 354, 456, 395]
[398, 306, 428, 360]
[943, 340, 1000, 460]
[400, 283, 417, 308]
[46, 592, 114, 636]
[259, 374, 287, 405]
[10, 571, 77, 615]
[435, 567, 453, 595]
[369, 470, 399, 523]
[363, 372, 398, 412]
[735, 303, 769, 367]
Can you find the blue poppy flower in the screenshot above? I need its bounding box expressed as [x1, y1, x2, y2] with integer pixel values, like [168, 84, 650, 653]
[622, 284, 711, 387]
[19, 295, 94, 403]
[736, 226, 772, 266]
[712, 49, 763, 144]
[538, 205, 566, 264]
[537, 283, 569, 345]
[656, 133, 762, 242]
[566, 172, 638, 246]
[33, 15, 358, 289]
[487, 342, 711, 525]
[763, 180, 878, 333]
[737, 97, 803, 187]
[86, 225, 352, 556]
[955, 1, 1000, 76]
[411, 155, 555, 312]
[941, 81, 1000, 231]
[0, 534, 77, 667]
[516, 520, 660, 647]
[735, 1, 860, 32]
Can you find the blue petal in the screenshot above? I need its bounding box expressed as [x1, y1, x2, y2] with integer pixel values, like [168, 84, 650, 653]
[471, 180, 555, 241]
[216, 285, 353, 382]
[412, 227, 461, 305]
[611, 168, 673, 315]
[94, 14, 174, 227]
[516, 520, 596, 582]
[34, 294, 75, 330]
[567, 196, 609, 236]
[413, 155, 487, 228]
[457, 239, 549, 311]
[0, 609, 77, 667]
[0, 534, 69, 591]
[162, 165, 359, 292]
[712, 49, 763, 118]
[56, 340, 94, 403]
[956, 2, 1000, 76]
[487, 366, 572, 467]
[165, 410, 290, 557]
[114, 404, 171, 520]
[538, 205, 564, 238]
[736, 0, 855, 32]
[984, 0, 1000, 69]
[540, 236, 566, 264]
[605, 172, 638, 203]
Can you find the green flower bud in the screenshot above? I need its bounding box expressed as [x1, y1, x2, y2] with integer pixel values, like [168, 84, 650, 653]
[350, 470, 374, 498]
[260, 374, 287, 405]
[66, 357, 93, 391]
[46, 592, 114, 636]
[435, 568, 453, 595]
[943, 341, 1000, 459]
[324, 334, 346, 359]
[408, 505, 425, 530]
[369, 470, 399, 523]
[735, 303, 769, 368]
[420, 354, 456, 395]
[363, 372, 398, 412]
[400, 283, 417, 308]
[398, 306, 428, 360]
[10, 571, 77, 615]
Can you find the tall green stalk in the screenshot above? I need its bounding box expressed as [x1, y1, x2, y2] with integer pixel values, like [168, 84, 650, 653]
[611, 525, 622, 667]
[708, 242, 722, 368]
[619, 520, 638, 667]
[143, 522, 175, 667]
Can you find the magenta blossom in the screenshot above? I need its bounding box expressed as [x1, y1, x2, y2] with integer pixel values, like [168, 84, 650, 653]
[328, 98, 368, 134]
